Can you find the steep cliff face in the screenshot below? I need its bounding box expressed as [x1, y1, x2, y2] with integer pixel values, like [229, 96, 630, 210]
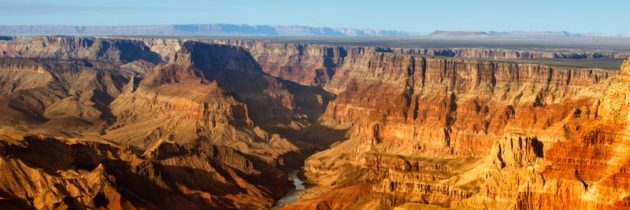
[455, 58, 630, 210]
[221, 40, 614, 156]
[311, 58, 623, 209]
[519, 58, 630, 210]
[394, 47, 630, 60]
[209, 40, 628, 210]
[143, 38, 182, 61]
[1, 36, 630, 210]
[0, 37, 333, 209]
[0, 36, 162, 65]
[210, 40, 348, 87]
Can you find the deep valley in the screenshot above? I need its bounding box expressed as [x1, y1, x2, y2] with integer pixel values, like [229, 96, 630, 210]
[0, 36, 629, 210]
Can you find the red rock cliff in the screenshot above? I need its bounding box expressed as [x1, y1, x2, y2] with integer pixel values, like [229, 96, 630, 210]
[1, 37, 629, 210]
[210, 40, 627, 210]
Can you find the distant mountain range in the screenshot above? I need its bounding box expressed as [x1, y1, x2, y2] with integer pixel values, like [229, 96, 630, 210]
[1, 25, 627, 38]
[428, 30, 630, 38]
[0, 24, 413, 36]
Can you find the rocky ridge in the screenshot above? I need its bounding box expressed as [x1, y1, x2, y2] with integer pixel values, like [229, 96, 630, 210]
[0, 36, 332, 209]
[0, 36, 629, 209]
[210, 40, 629, 209]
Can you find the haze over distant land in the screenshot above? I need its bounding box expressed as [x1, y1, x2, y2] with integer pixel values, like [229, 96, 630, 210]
[2, 0, 629, 35]
[1, 24, 629, 38]
[428, 31, 630, 38]
[0, 24, 413, 36]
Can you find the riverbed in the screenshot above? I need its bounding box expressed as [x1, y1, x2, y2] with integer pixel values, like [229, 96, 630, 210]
[271, 170, 305, 209]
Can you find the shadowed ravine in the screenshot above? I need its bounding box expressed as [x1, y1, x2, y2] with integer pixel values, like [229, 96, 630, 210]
[272, 170, 306, 209]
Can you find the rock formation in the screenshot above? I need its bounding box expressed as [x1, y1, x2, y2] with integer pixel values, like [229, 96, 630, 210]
[231, 42, 628, 209]
[0, 37, 329, 209]
[0, 36, 629, 209]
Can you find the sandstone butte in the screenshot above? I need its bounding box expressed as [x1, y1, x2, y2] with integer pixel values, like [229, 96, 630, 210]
[0, 36, 628, 210]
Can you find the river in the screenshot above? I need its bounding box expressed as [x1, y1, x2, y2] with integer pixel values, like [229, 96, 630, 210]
[271, 170, 305, 209]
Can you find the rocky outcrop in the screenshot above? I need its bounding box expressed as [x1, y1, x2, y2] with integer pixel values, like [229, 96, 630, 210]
[213, 40, 628, 74]
[0, 37, 332, 209]
[395, 47, 630, 60]
[143, 38, 182, 61]
[214, 40, 626, 209]
[0, 57, 132, 133]
[209, 40, 348, 87]
[0, 36, 162, 65]
[1, 36, 630, 210]
[290, 50, 624, 209]
[0, 135, 294, 210]
[226, 40, 614, 157]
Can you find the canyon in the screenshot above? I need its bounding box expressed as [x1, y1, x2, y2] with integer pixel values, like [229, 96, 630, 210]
[0, 36, 629, 210]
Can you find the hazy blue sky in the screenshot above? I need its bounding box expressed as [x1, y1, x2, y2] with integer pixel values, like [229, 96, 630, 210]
[0, 0, 627, 34]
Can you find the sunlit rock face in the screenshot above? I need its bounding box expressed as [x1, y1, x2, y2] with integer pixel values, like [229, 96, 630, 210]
[223, 40, 628, 210]
[0, 37, 322, 209]
[1, 36, 630, 210]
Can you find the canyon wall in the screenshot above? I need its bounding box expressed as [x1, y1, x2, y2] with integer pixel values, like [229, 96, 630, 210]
[210, 40, 627, 210]
[0, 37, 332, 209]
[393, 47, 630, 59]
[0, 36, 629, 209]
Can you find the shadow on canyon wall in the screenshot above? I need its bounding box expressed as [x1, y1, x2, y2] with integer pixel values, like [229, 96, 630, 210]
[0, 136, 290, 209]
[182, 41, 348, 168]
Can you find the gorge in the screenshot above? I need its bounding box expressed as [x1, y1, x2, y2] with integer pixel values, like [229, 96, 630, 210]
[0, 36, 629, 210]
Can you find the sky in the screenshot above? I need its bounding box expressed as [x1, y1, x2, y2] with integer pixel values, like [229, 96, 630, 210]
[0, 0, 628, 34]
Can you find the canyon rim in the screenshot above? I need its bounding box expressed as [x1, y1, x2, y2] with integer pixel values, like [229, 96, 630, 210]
[2, 1, 630, 209]
[0, 36, 629, 210]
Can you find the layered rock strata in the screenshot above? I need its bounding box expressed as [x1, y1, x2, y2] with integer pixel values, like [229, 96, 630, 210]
[0, 37, 332, 209]
[1, 36, 630, 210]
[209, 40, 628, 210]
